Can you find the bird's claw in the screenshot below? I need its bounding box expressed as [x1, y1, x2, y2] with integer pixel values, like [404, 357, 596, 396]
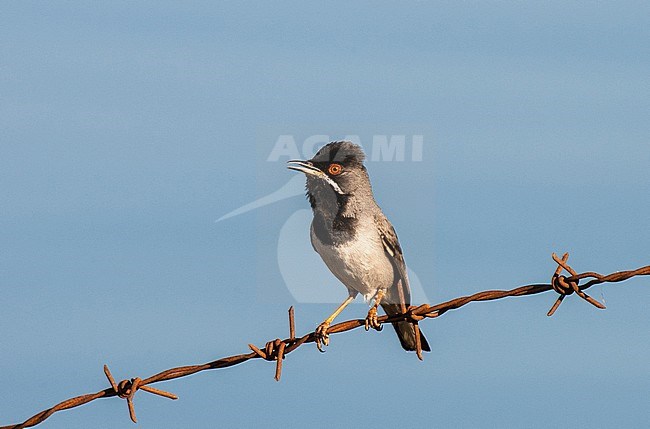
[315, 322, 330, 352]
[364, 307, 383, 331]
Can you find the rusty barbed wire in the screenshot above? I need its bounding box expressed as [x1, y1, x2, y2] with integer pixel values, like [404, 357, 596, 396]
[3, 252, 649, 429]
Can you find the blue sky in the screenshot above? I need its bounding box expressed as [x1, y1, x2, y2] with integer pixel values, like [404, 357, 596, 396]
[1, 1, 649, 428]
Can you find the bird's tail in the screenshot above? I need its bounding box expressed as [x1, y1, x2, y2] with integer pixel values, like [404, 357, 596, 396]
[381, 303, 431, 352]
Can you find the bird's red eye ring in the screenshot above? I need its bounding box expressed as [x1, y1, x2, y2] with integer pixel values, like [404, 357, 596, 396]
[328, 163, 343, 176]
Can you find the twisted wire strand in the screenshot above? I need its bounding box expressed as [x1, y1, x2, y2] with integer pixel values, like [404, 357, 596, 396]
[3, 253, 649, 429]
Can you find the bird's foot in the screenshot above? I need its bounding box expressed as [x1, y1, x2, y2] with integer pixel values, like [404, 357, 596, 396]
[314, 321, 330, 352]
[364, 307, 383, 331]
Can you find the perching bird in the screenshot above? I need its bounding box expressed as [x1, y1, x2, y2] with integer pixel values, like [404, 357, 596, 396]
[287, 141, 430, 352]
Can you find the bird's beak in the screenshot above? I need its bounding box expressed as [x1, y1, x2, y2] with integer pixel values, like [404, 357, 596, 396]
[287, 160, 345, 195]
[286, 160, 324, 178]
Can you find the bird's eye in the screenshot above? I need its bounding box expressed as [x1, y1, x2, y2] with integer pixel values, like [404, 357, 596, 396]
[328, 163, 343, 176]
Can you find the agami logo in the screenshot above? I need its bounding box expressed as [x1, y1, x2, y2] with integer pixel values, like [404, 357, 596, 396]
[218, 135, 431, 304]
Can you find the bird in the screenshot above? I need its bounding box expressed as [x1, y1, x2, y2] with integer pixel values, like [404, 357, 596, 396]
[287, 141, 430, 353]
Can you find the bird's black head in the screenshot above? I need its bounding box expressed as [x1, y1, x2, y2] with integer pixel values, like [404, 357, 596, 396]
[311, 140, 366, 168]
[287, 141, 370, 198]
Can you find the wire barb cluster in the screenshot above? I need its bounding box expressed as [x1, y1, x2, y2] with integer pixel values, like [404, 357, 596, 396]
[103, 365, 178, 423]
[548, 252, 606, 316]
[247, 307, 297, 381]
[3, 252, 649, 429]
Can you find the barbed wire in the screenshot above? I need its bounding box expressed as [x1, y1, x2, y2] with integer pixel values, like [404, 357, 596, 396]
[3, 252, 649, 429]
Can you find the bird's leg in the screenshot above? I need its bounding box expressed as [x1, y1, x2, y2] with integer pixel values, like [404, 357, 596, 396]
[315, 295, 355, 352]
[365, 289, 385, 331]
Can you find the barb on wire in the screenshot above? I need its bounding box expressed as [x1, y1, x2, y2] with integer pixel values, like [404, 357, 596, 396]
[3, 253, 649, 429]
[103, 365, 178, 423]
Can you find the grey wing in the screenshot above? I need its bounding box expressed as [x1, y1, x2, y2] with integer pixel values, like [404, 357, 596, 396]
[375, 212, 411, 307]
